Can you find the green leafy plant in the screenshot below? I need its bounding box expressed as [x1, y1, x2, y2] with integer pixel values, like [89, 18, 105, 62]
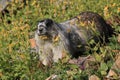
[0, 0, 120, 79]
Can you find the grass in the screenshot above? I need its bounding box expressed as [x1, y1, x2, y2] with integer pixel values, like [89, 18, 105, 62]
[0, 0, 120, 79]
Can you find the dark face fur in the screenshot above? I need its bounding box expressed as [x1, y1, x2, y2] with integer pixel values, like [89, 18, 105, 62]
[36, 19, 58, 38]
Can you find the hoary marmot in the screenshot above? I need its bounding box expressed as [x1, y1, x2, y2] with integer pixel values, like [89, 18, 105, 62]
[35, 11, 114, 66]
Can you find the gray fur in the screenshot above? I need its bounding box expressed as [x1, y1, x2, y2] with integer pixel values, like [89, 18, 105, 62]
[35, 19, 71, 65]
[34, 12, 113, 65]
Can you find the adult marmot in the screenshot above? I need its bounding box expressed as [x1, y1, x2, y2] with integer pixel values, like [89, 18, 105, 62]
[34, 11, 114, 66]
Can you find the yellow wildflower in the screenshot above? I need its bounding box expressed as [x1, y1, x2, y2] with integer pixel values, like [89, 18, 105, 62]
[53, 35, 60, 42]
[111, 3, 116, 7]
[117, 8, 120, 13]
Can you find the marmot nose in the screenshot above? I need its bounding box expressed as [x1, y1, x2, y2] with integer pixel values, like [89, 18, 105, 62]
[39, 29, 43, 32]
[39, 28, 44, 32]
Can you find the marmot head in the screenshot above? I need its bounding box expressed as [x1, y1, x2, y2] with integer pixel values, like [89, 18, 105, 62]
[36, 19, 59, 39]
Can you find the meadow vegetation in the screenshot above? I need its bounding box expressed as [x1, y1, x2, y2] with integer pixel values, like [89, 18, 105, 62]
[0, 0, 120, 79]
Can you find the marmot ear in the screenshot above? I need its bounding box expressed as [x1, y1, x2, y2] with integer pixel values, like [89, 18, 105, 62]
[45, 19, 53, 27]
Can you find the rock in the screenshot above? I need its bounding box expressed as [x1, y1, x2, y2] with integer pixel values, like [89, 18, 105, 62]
[89, 75, 100, 80]
[45, 74, 58, 80]
[106, 69, 117, 79]
[0, 0, 26, 12]
[115, 53, 120, 68]
[69, 55, 96, 70]
[0, 0, 12, 12]
[118, 34, 120, 44]
[29, 38, 36, 48]
[106, 53, 120, 79]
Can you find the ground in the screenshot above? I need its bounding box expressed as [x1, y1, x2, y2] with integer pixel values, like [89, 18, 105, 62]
[0, 0, 120, 80]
